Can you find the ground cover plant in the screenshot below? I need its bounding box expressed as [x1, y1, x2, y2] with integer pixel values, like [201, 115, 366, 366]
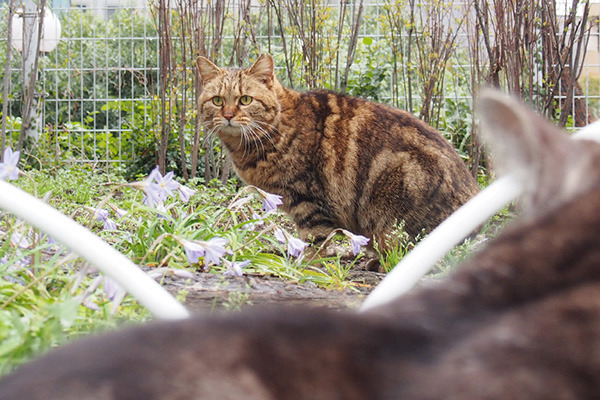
[0, 146, 398, 374]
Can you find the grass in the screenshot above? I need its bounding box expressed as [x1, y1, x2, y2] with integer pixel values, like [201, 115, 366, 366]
[0, 164, 511, 375]
[0, 165, 371, 374]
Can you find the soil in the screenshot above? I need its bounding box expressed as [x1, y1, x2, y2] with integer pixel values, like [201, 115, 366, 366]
[161, 259, 385, 313]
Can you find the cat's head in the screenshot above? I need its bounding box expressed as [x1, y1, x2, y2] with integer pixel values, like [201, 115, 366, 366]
[196, 55, 281, 147]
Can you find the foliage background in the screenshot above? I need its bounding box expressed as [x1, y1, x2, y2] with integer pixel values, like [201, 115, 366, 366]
[0, 0, 596, 181]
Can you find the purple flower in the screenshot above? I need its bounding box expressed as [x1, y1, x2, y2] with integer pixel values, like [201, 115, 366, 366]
[349, 233, 370, 256]
[245, 212, 266, 231]
[287, 236, 308, 257]
[147, 267, 195, 280]
[155, 202, 169, 220]
[111, 205, 128, 219]
[177, 184, 195, 202]
[273, 228, 307, 257]
[255, 188, 283, 212]
[103, 276, 122, 301]
[203, 237, 230, 265]
[128, 167, 163, 207]
[154, 170, 180, 201]
[182, 240, 206, 264]
[0, 147, 20, 181]
[274, 228, 286, 243]
[223, 259, 251, 277]
[95, 208, 117, 230]
[136, 177, 162, 208]
[182, 237, 230, 266]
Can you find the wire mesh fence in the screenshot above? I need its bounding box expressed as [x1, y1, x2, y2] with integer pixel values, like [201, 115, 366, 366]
[1, 0, 599, 179]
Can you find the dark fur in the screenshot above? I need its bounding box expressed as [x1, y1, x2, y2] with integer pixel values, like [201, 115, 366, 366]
[2, 92, 600, 399]
[196, 54, 479, 244]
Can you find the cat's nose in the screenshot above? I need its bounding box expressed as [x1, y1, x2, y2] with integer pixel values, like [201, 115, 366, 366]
[223, 109, 235, 120]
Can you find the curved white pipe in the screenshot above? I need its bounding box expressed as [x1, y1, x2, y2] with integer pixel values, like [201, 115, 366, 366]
[360, 121, 600, 313]
[0, 180, 190, 320]
[360, 175, 522, 312]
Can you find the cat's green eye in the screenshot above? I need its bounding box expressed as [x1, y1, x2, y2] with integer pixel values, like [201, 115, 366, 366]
[212, 96, 224, 106]
[239, 96, 253, 106]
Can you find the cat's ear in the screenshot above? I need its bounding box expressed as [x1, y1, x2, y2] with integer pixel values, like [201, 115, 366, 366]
[478, 89, 590, 215]
[478, 89, 560, 180]
[196, 56, 223, 83]
[248, 54, 275, 86]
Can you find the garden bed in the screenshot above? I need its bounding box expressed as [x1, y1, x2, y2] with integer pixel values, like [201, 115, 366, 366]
[162, 263, 385, 313]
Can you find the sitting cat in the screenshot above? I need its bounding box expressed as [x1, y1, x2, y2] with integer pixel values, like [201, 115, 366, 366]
[196, 54, 479, 250]
[2, 90, 600, 399]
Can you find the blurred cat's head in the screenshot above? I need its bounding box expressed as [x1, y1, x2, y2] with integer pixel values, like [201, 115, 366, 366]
[196, 55, 281, 150]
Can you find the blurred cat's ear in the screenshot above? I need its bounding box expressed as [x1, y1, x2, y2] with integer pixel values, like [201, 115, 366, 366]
[478, 88, 593, 216]
[478, 89, 544, 180]
[196, 57, 222, 83]
[248, 54, 274, 86]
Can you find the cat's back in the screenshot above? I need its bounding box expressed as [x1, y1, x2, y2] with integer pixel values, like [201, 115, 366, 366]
[283, 89, 454, 149]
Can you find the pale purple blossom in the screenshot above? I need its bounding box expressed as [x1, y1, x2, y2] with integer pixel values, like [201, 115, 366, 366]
[245, 211, 265, 231]
[139, 178, 162, 208]
[223, 259, 251, 277]
[95, 208, 117, 230]
[182, 237, 230, 266]
[182, 240, 206, 264]
[154, 169, 180, 201]
[103, 276, 122, 301]
[255, 188, 283, 212]
[273, 228, 307, 257]
[128, 167, 162, 207]
[82, 298, 100, 311]
[287, 236, 308, 257]
[349, 233, 370, 256]
[0, 147, 20, 181]
[147, 267, 195, 280]
[111, 205, 128, 219]
[130, 166, 195, 207]
[177, 184, 195, 202]
[274, 228, 286, 243]
[204, 237, 231, 265]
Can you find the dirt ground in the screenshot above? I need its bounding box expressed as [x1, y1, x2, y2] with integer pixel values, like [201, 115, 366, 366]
[162, 261, 385, 313]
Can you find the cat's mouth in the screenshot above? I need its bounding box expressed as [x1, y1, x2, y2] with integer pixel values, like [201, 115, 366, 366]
[216, 123, 242, 136]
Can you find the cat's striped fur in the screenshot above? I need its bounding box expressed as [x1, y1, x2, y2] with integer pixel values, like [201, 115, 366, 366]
[196, 54, 479, 246]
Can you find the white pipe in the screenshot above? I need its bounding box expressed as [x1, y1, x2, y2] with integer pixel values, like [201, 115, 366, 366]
[0, 180, 190, 320]
[360, 120, 600, 313]
[360, 175, 522, 312]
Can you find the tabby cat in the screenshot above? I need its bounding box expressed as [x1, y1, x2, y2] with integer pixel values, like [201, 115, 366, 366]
[2, 90, 600, 399]
[196, 54, 479, 248]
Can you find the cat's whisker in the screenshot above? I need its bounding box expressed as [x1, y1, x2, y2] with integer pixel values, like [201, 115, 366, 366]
[252, 120, 279, 141]
[243, 124, 266, 158]
[240, 125, 254, 159]
[204, 125, 221, 142]
[247, 122, 275, 150]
